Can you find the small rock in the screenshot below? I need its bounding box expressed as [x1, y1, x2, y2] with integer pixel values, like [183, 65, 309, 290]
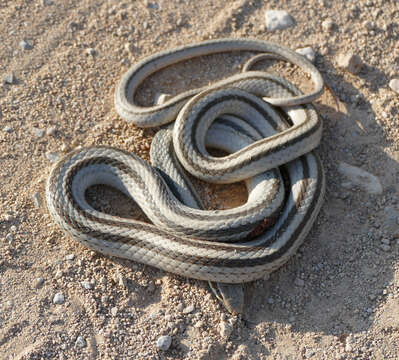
[264, 10, 295, 31]
[294, 278, 305, 287]
[46, 151, 60, 163]
[53, 292, 65, 304]
[113, 272, 128, 288]
[380, 244, 390, 252]
[40, 0, 53, 5]
[5, 233, 13, 243]
[20, 39, 32, 50]
[219, 321, 233, 338]
[3, 72, 16, 85]
[10, 225, 17, 232]
[75, 336, 86, 348]
[55, 270, 63, 279]
[34, 277, 45, 289]
[337, 162, 382, 195]
[267, 297, 274, 304]
[305, 348, 315, 358]
[381, 238, 390, 245]
[383, 206, 399, 232]
[389, 78, 399, 94]
[182, 304, 195, 314]
[124, 42, 134, 54]
[322, 19, 335, 32]
[154, 93, 171, 105]
[46, 127, 56, 136]
[296, 47, 316, 63]
[81, 281, 94, 290]
[111, 307, 118, 316]
[32, 127, 44, 138]
[156, 335, 172, 351]
[32, 192, 42, 208]
[3, 126, 13, 133]
[336, 52, 364, 74]
[86, 48, 96, 56]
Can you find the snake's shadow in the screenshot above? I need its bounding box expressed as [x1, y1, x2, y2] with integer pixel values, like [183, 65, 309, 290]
[238, 58, 399, 345]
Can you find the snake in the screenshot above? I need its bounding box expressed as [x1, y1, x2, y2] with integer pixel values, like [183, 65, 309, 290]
[46, 38, 325, 285]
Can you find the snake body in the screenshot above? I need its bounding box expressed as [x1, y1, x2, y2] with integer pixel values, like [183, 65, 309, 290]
[46, 38, 325, 284]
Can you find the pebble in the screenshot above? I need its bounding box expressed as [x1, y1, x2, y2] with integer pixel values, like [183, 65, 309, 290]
[111, 307, 118, 316]
[86, 48, 96, 56]
[34, 277, 45, 289]
[32, 127, 44, 138]
[267, 297, 274, 304]
[154, 93, 171, 105]
[3, 126, 13, 133]
[46, 127, 56, 136]
[336, 52, 364, 74]
[124, 42, 134, 54]
[32, 192, 42, 208]
[383, 206, 399, 232]
[182, 304, 195, 314]
[55, 270, 63, 279]
[81, 281, 94, 290]
[20, 39, 32, 50]
[113, 272, 128, 288]
[337, 162, 382, 195]
[264, 10, 295, 31]
[75, 336, 87, 348]
[321, 19, 335, 32]
[10, 225, 17, 232]
[66, 254, 75, 261]
[380, 244, 390, 252]
[3, 72, 16, 85]
[296, 47, 316, 63]
[46, 151, 60, 163]
[294, 278, 305, 287]
[53, 292, 65, 304]
[156, 335, 172, 351]
[219, 321, 233, 338]
[389, 78, 399, 94]
[5, 233, 13, 243]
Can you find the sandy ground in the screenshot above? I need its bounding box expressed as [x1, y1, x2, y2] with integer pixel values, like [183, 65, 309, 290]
[1, 0, 399, 359]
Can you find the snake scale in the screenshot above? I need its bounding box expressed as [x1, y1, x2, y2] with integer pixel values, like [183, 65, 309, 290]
[46, 38, 326, 285]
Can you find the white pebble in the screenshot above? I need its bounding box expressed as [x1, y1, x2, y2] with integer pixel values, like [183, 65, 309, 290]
[34, 277, 45, 289]
[20, 39, 32, 50]
[32, 192, 42, 208]
[321, 19, 335, 32]
[53, 292, 65, 304]
[55, 270, 63, 279]
[86, 48, 96, 56]
[3, 72, 15, 85]
[3, 126, 13, 133]
[219, 321, 233, 338]
[296, 47, 316, 63]
[32, 127, 44, 138]
[81, 281, 94, 290]
[380, 244, 390, 252]
[156, 335, 172, 351]
[5, 233, 13, 243]
[389, 78, 399, 94]
[46, 151, 60, 163]
[75, 336, 86, 348]
[46, 126, 56, 136]
[338, 162, 382, 195]
[111, 307, 118, 316]
[336, 52, 364, 74]
[66, 254, 75, 261]
[182, 304, 195, 314]
[264, 10, 295, 31]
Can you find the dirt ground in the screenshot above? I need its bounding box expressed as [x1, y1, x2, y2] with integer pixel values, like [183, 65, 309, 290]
[1, 0, 399, 359]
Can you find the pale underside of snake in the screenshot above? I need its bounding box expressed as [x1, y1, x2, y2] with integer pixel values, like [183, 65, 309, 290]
[46, 38, 326, 292]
